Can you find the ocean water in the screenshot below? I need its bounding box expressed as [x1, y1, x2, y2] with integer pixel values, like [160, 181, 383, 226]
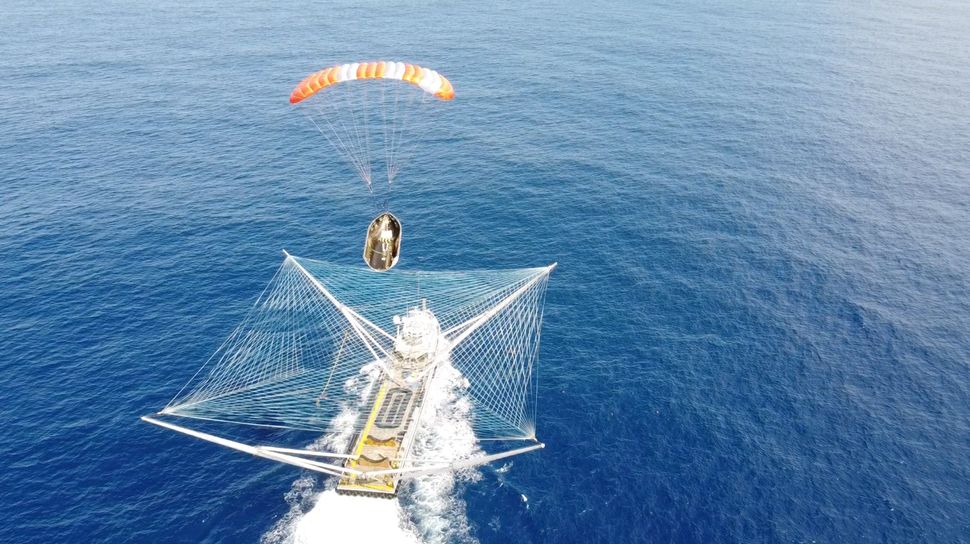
[2, 0, 969, 542]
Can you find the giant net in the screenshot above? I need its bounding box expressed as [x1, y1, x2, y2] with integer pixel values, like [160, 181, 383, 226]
[164, 254, 553, 441]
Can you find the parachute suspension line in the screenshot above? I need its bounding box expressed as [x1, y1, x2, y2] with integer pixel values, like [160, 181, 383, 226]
[382, 85, 402, 194]
[388, 90, 432, 185]
[379, 81, 393, 189]
[323, 87, 372, 187]
[322, 85, 364, 184]
[382, 85, 402, 188]
[390, 90, 417, 184]
[387, 82, 425, 191]
[303, 107, 370, 187]
[385, 86, 397, 186]
[358, 81, 375, 189]
[315, 84, 371, 190]
[385, 81, 407, 189]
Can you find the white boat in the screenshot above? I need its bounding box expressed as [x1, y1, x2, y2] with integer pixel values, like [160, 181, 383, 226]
[143, 251, 555, 497]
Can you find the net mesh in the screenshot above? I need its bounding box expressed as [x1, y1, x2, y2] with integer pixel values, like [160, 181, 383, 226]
[165, 255, 553, 440]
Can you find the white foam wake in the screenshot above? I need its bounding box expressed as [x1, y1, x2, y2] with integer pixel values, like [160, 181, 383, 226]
[262, 360, 481, 544]
[293, 489, 419, 544]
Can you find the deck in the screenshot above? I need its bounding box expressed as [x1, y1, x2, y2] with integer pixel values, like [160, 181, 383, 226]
[336, 369, 431, 497]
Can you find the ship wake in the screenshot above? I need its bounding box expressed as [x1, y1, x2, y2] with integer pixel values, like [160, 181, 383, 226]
[261, 360, 482, 544]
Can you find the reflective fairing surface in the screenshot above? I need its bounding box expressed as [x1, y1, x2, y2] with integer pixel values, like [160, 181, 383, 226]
[362, 212, 402, 271]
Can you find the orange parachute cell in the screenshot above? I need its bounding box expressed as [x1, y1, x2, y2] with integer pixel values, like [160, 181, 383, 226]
[436, 77, 455, 100]
[289, 61, 455, 104]
[400, 64, 414, 82]
[408, 66, 423, 84]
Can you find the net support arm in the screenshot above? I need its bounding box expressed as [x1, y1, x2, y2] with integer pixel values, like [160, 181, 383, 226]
[283, 251, 394, 363]
[258, 446, 357, 460]
[364, 442, 545, 479]
[444, 263, 556, 346]
[141, 416, 362, 478]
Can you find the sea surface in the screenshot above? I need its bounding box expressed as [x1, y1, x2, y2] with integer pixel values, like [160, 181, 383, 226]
[2, 1, 969, 542]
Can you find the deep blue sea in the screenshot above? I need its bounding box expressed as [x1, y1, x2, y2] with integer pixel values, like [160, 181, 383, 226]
[3, 0, 970, 542]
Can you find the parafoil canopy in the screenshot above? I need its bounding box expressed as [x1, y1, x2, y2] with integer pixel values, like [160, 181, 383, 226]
[290, 61, 455, 104]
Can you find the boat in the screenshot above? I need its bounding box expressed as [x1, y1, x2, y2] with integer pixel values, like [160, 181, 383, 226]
[335, 303, 442, 496]
[143, 251, 555, 498]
